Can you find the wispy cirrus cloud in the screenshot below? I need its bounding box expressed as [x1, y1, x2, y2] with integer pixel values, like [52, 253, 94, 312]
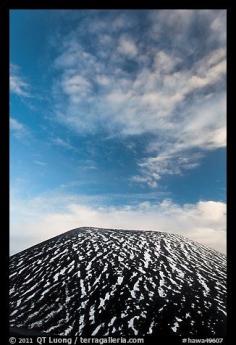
[34, 160, 47, 167]
[133, 92, 226, 187]
[50, 10, 226, 187]
[51, 136, 77, 151]
[10, 117, 30, 139]
[10, 64, 31, 97]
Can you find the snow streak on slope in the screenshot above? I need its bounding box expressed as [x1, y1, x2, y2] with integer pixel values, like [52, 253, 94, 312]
[9, 227, 226, 336]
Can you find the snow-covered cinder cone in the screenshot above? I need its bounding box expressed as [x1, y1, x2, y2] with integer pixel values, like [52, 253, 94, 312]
[9, 227, 226, 336]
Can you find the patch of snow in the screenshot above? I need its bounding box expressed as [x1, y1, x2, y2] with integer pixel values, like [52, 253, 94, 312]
[171, 322, 179, 332]
[117, 276, 123, 285]
[92, 324, 102, 336]
[128, 316, 138, 336]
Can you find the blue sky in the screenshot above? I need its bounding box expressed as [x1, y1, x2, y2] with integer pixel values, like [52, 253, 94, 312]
[10, 10, 226, 254]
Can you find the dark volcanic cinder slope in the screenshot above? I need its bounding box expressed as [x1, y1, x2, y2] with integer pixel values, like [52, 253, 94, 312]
[9, 227, 226, 337]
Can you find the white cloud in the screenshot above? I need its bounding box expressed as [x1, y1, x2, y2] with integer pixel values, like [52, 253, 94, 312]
[210, 11, 226, 43]
[134, 92, 226, 187]
[10, 117, 29, 139]
[99, 34, 113, 46]
[149, 10, 226, 47]
[61, 74, 92, 103]
[53, 41, 226, 138]
[52, 137, 76, 151]
[154, 51, 180, 73]
[34, 160, 47, 167]
[150, 10, 195, 30]
[10, 193, 226, 255]
[10, 64, 30, 97]
[50, 10, 226, 187]
[133, 151, 202, 188]
[96, 74, 111, 86]
[117, 36, 138, 57]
